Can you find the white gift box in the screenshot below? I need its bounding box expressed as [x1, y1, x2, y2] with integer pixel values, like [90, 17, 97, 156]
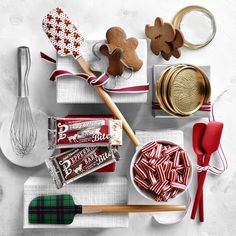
[152, 65, 211, 118]
[135, 130, 184, 149]
[56, 39, 148, 104]
[24, 175, 128, 228]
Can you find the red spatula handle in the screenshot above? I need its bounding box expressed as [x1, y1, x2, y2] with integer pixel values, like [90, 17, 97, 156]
[191, 154, 211, 220]
[197, 154, 204, 222]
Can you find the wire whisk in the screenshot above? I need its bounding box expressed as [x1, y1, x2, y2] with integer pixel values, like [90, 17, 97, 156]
[10, 47, 37, 157]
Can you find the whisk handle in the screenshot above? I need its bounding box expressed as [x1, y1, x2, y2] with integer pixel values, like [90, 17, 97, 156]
[18, 46, 31, 97]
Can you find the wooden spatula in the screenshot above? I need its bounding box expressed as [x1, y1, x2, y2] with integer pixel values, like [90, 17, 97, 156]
[29, 194, 186, 224]
[42, 7, 139, 146]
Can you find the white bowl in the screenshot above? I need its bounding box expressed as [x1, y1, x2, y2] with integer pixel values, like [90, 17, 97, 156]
[130, 140, 193, 202]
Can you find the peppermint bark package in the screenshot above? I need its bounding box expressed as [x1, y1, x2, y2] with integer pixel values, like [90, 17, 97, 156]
[45, 147, 120, 189]
[48, 117, 122, 149]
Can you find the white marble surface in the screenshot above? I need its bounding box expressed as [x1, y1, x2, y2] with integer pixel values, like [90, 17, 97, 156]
[0, 0, 236, 235]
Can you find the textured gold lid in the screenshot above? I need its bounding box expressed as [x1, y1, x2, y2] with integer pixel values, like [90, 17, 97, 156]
[156, 66, 173, 115]
[162, 65, 186, 114]
[168, 66, 206, 115]
[156, 64, 211, 117]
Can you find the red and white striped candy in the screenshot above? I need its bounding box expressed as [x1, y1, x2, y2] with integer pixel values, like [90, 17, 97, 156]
[143, 152, 151, 159]
[155, 154, 170, 165]
[181, 151, 191, 167]
[173, 151, 180, 167]
[148, 169, 157, 185]
[161, 146, 167, 153]
[149, 158, 157, 166]
[171, 189, 179, 198]
[162, 190, 171, 202]
[177, 174, 183, 183]
[141, 141, 157, 154]
[156, 164, 166, 182]
[176, 165, 184, 173]
[164, 146, 179, 155]
[162, 183, 171, 193]
[155, 180, 168, 194]
[134, 163, 147, 179]
[149, 148, 156, 158]
[170, 169, 177, 182]
[149, 180, 161, 191]
[140, 159, 156, 172]
[166, 162, 173, 180]
[183, 167, 191, 185]
[134, 175, 149, 189]
[162, 161, 169, 172]
[135, 153, 144, 165]
[154, 144, 162, 159]
[171, 182, 186, 191]
[155, 196, 163, 201]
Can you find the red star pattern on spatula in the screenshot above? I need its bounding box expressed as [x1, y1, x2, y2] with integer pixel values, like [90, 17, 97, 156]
[42, 7, 84, 59]
[64, 48, 70, 54]
[47, 14, 53, 21]
[55, 25, 62, 33]
[73, 32, 80, 39]
[64, 19, 71, 26]
[74, 41, 80, 48]
[46, 32, 52, 38]
[55, 17, 62, 24]
[55, 45, 61, 51]
[72, 51, 80, 58]
[64, 38, 70, 46]
[55, 35, 61, 42]
[56, 7, 63, 15]
[64, 29, 71, 36]
[47, 23, 53, 30]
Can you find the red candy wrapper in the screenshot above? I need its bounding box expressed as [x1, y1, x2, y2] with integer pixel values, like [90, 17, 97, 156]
[48, 117, 122, 149]
[45, 147, 120, 189]
[65, 115, 117, 173]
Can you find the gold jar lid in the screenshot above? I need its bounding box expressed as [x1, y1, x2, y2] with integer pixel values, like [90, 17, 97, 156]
[172, 5, 216, 49]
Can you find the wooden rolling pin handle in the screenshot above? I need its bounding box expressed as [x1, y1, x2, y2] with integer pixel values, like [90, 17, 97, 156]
[77, 56, 140, 146]
[82, 205, 186, 214]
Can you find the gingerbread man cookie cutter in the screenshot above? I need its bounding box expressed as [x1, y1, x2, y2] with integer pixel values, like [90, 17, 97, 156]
[90, 42, 133, 89]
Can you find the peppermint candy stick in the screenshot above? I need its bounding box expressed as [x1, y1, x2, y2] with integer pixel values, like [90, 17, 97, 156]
[171, 182, 187, 191]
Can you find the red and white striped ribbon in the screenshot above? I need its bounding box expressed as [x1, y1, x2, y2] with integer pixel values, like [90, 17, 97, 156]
[40, 52, 149, 94]
[152, 101, 212, 112]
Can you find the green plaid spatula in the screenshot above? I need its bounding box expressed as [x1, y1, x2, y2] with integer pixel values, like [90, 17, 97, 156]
[29, 194, 186, 224]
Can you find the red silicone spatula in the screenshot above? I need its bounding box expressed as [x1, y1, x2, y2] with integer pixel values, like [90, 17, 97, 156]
[192, 123, 207, 222]
[42, 7, 139, 146]
[191, 121, 223, 220]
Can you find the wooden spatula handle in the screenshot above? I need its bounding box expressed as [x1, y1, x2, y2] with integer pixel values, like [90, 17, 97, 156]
[82, 204, 186, 213]
[77, 56, 140, 146]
